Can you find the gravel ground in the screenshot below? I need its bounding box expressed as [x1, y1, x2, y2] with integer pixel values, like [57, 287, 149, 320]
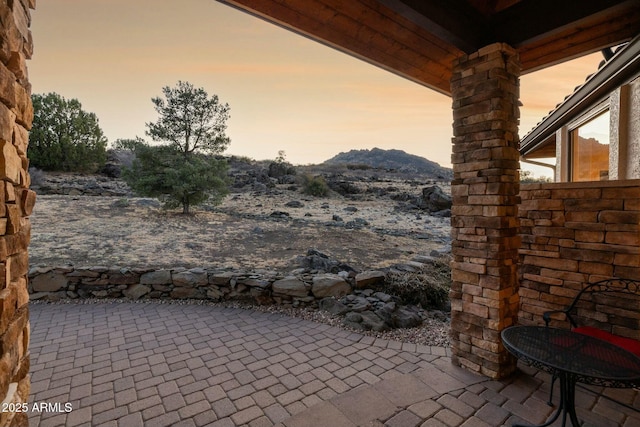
[30, 174, 452, 348]
[31, 298, 452, 348]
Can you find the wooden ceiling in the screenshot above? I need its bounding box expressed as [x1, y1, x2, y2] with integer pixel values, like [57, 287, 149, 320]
[217, 0, 640, 95]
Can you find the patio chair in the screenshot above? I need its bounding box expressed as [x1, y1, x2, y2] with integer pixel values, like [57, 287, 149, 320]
[542, 278, 640, 410]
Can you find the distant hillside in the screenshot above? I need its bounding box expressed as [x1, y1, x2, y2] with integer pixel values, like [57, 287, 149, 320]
[324, 148, 452, 180]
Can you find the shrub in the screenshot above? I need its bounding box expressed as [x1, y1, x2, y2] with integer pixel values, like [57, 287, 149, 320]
[29, 93, 108, 173]
[301, 174, 329, 197]
[268, 161, 296, 178]
[268, 150, 296, 178]
[382, 258, 451, 310]
[122, 144, 229, 214]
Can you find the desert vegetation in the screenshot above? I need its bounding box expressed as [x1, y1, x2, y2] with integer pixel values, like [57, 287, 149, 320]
[29, 92, 108, 173]
[30, 81, 233, 214]
[28, 84, 455, 342]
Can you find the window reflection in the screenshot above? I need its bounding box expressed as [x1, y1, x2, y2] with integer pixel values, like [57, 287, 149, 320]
[570, 111, 610, 181]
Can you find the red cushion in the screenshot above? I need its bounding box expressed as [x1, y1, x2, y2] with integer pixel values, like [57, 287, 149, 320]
[573, 326, 640, 357]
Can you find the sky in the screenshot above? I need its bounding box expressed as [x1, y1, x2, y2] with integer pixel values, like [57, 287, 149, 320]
[28, 0, 603, 176]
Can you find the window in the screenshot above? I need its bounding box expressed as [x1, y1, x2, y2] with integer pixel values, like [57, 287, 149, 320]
[570, 110, 610, 181]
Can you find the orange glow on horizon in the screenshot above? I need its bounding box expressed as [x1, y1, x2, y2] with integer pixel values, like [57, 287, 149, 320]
[29, 0, 603, 172]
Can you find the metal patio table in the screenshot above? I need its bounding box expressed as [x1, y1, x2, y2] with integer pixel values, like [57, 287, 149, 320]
[501, 325, 640, 427]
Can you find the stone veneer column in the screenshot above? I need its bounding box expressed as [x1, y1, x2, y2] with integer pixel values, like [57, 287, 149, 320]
[0, 0, 36, 426]
[449, 43, 521, 379]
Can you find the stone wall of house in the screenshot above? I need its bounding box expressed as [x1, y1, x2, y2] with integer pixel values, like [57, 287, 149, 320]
[0, 0, 36, 426]
[518, 179, 640, 335]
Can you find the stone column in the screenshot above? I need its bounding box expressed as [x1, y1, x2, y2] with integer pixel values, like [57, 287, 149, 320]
[449, 43, 521, 379]
[0, 1, 36, 425]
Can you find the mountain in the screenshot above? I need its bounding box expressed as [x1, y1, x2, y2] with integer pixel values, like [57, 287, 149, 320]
[323, 148, 452, 180]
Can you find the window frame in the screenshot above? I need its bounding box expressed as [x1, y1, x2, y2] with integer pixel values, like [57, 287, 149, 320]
[567, 101, 610, 182]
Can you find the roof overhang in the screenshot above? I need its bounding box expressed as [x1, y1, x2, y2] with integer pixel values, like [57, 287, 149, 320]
[520, 34, 640, 156]
[217, 0, 640, 95]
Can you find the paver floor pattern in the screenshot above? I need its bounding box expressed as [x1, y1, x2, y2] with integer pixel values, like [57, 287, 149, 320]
[28, 302, 640, 427]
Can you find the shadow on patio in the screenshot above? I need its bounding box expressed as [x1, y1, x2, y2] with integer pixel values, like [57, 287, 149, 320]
[28, 301, 639, 427]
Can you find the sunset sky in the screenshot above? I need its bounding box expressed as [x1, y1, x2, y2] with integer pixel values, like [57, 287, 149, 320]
[29, 0, 603, 176]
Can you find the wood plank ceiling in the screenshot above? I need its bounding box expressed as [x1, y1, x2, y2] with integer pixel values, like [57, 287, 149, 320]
[217, 0, 640, 95]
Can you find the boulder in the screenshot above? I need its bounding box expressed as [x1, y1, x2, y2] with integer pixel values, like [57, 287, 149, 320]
[140, 270, 172, 285]
[375, 302, 423, 329]
[319, 298, 350, 315]
[173, 269, 207, 288]
[270, 211, 290, 219]
[209, 272, 234, 286]
[342, 312, 365, 331]
[355, 270, 385, 289]
[240, 278, 270, 289]
[250, 288, 273, 305]
[342, 311, 388, 332]
[272, 277, 308, 298]
[108, 270, 139, 285]
[311, 274, 351, 298]
[419, 186, 452, 213]
[373, 292, 394, 303]
[123, 284, 150, 300]
[347, 296, 372, 312]
[360, 311, 389, 332]
[30, 271, 67, 292]
[284, 200, 304, 208]
[326, 179, 361, 196]
[296, 249, 354, 273]
[393, 306, 423, 328]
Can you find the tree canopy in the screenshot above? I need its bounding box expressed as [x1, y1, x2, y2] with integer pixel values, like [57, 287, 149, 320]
[123, 144, 229, 214]
[146, 80, 230, 155]
[29, 93, 108, 172]
[123, 81, 231, 214]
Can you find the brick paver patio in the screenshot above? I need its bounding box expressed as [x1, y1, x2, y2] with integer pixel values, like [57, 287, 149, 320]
[28, 301, 639, 426]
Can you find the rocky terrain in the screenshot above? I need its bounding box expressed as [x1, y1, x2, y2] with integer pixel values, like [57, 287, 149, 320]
[28, 153, 454, 345]
[325, 147, 453, 179]
[29, 157, 453, 271]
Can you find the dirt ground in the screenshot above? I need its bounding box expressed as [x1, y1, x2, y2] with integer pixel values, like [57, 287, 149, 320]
[29, 190, 452, 272]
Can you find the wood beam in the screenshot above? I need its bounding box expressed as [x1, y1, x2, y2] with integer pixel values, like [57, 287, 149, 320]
[376, 0, 490, 53]
[217, 0, 640, 92]
[492, 0, 640, 47]
[219, 0, 462, 94]
[519, 5, 640, 73]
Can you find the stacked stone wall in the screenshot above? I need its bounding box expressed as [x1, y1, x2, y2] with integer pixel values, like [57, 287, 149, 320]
[29, 266, 385, 306]
[449, 43, 521, 379]
[0, 0, 35, 425]
[518, 180, 640, 336]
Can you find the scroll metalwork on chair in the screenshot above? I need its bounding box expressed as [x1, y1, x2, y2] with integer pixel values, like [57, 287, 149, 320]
[542, 278, 640, 409]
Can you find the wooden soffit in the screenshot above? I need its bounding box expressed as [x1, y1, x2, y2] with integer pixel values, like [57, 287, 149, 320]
[217, 0, 640, 95]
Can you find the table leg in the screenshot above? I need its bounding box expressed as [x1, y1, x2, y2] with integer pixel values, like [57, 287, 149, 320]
[563, 376, 580, 427]
[513, 373, 580, 427]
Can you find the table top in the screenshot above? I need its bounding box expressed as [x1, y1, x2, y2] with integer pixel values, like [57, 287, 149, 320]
[502, 326, 640, 387]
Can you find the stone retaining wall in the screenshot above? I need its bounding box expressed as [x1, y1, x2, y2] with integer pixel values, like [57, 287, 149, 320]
[518, 180, 640, 336]
[0, 1, 35, 425]
[29, 265, 387, 306]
